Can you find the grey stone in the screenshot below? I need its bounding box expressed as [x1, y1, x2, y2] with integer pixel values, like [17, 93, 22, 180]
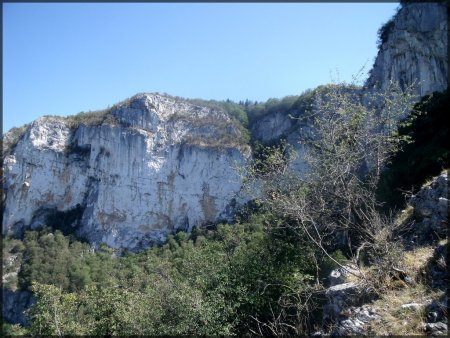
[328, 265, 359, 287]
[425, 322, 448, 335]
[408, 172, 448, 240]
[334, 318, 365, 336]
[401, 303, 423, 311]
[437, 197, 448, 218]
[366, 2, 448, 98]
[427, 311, 438, 323]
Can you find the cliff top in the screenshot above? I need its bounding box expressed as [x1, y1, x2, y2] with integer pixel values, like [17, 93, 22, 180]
[3, 92, 251, 155]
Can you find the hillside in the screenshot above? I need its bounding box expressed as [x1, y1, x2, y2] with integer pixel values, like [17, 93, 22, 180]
[2, 1, 448, 336]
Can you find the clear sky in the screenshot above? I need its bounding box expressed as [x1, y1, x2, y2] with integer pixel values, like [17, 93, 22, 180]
[3, 2, 399, 132]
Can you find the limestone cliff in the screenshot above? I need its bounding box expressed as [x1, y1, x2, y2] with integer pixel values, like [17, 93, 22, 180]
[2, 93, 250, 250]
[366, 2, 448, 97]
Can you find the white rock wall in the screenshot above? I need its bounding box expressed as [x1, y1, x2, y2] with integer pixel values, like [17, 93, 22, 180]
[2, 94, 250, 250]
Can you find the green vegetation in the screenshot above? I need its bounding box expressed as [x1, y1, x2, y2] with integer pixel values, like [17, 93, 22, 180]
[2, 238, 25, 291]
[64, 109, 118, 129]
[2, 124, 30, 156]
[355, 240, 447, 336]
[4, 215, 331, 335]
[377, 18, 395, 47]
[376, 6, 400, 47]
[3, 70, 448, 334]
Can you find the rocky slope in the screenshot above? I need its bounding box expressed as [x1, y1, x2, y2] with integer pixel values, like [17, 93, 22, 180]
[2, 93, 250, 250]
[321, 171, 448, 336]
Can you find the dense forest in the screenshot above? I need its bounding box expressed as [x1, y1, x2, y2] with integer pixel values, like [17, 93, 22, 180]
[3, 83, 448, 335]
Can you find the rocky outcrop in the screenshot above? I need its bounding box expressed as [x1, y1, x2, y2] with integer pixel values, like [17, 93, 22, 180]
[322, 268, 378, 336]
[366, 2, 448, 97]
[321, 173, 449, 336]
[409, 171, 449, 243]
[331, 304, 380, 336]
[250, 111, 296, 144]
[424, 294, 448, 336]
[2, 93, 251, 250]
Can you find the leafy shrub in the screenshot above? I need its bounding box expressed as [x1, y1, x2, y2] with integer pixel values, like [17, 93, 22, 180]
[2, 237, 26, 290]
[64, 109, 118, 129]
[377, 18, 395, 47]
[2, 124, 30, 155]
[16, 210, 322, 335]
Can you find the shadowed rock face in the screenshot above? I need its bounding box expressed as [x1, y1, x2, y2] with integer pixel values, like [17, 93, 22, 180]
[2, 289, 35, 326]
[366, 2, 448, 97]
[2, 93, 250, 250]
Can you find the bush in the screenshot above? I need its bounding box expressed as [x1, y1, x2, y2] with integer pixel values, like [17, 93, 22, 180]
[377, 18, 395, 47]
[64, 109, 118, 129]
[2, 124, 30, 155]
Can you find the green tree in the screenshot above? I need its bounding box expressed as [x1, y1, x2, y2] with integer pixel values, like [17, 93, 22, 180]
[244, 80, 416, 290]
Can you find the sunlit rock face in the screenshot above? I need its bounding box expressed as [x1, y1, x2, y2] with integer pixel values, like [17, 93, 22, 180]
[2, 93, 250, 250]
[366, 2, 448, 97]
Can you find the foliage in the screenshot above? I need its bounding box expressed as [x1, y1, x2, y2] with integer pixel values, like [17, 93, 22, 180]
[377, 90, 450, 209]
[2, 124, 30, 156]
[4, 76, 437, 336]
[2, 237, 26, 290]
[64, 109, 118, 129]
[1, 321, 29, 336]
[376, 5, 400, 47]
[377, 18, 395, 47]
[12, 212, 329, 335]
[360, 242, 446, 336]
[243, 80, 417, 294]
[249, 139, 296, 179]
[17, 228, 95, 292]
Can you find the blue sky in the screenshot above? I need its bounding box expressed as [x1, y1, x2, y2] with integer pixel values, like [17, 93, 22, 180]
[3, 2, 399, 132]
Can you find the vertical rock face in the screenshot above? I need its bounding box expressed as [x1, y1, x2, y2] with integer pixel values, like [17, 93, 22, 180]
[366, 2, 448, 97]
[2, 94, 250, 250]
[250, 111, 295, 143]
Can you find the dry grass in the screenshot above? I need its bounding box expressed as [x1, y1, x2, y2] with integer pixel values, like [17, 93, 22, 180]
[394, 205, 414, 227]
[356, 241, 446, 336]
[403, 245, 435, 280]
[370, 284, 444, 336]
[335, 238, 446, 335]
